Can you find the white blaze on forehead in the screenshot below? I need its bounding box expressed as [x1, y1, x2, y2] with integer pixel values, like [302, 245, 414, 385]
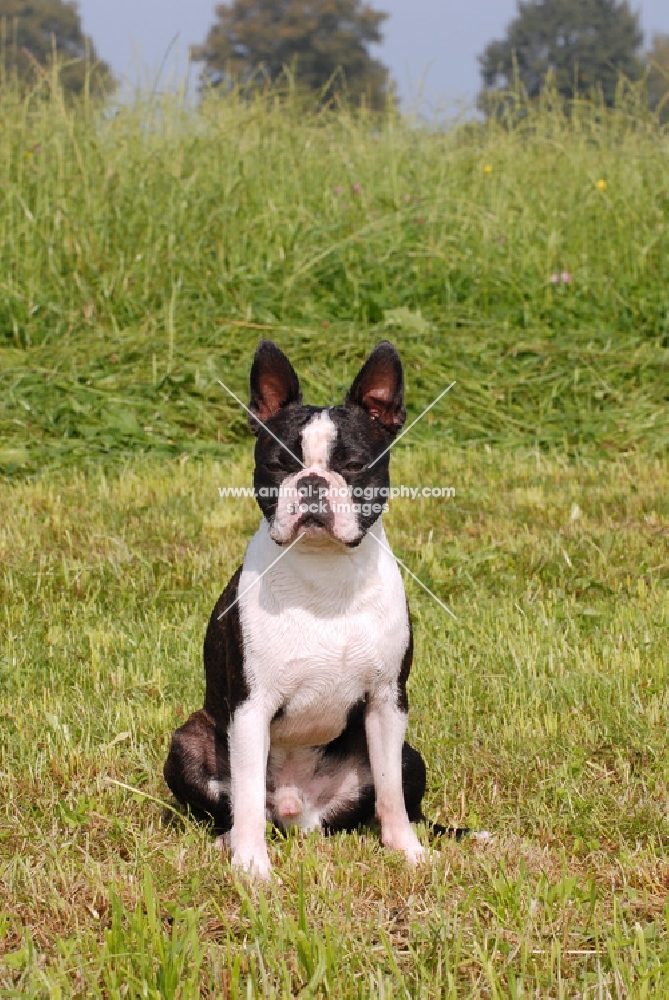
[301, 410, 336, 470]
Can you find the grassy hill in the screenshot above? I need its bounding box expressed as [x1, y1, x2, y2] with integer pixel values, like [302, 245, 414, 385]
[0, 85, 668, 997]
[0, 86, 667, 475]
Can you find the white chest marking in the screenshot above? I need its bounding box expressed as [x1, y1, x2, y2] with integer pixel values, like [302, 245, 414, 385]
[238, 520, 409, 746]
[301, 411, 336, 469]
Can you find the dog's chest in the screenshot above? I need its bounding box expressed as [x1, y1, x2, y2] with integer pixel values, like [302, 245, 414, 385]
[238, 523, 408, 745]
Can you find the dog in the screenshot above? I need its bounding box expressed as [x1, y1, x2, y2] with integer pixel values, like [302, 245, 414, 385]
[164, 340, 433, 878]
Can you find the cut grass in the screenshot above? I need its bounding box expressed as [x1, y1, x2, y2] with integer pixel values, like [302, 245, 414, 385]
[1, 317, 668, 477]
[1, 449, 667, 996]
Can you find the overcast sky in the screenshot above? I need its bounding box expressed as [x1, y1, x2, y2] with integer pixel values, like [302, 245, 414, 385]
[79, 1, 669, 109]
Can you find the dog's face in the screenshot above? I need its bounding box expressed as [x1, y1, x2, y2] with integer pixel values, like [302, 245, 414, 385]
[248, 340, 406, 548]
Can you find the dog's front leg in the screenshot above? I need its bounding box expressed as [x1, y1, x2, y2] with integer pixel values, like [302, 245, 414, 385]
[365, 688, 425, 865]
[228, 699, 272, 878]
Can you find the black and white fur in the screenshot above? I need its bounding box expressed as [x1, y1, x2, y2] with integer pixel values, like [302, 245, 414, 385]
[164, 341, 429, 878]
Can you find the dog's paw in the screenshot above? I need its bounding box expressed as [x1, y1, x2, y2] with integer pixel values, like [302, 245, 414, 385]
[401, 838, 426, 866]
[382, 825, 426, 865]
[231, 847, 273, 880]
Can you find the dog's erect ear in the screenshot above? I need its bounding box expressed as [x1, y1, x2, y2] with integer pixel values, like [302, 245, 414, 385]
[345, 341, 405, 433]
[248, 340, 302, 432]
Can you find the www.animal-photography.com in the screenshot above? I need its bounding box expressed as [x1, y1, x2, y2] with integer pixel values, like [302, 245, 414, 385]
[1, 0, 668, 996]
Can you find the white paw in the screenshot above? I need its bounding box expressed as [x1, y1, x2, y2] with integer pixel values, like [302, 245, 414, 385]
[230, 844, 273, 880]
[402, 838, 426, 866]
[231, 851, 273, 880]
[382, 826, 426, 865]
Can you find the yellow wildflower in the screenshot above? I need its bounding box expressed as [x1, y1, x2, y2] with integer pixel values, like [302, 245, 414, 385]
[595, 178, 607, 192]
[483, 164, 493, 175]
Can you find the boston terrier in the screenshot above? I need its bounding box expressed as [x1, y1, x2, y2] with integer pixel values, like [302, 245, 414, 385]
[164, 340, 432, 878]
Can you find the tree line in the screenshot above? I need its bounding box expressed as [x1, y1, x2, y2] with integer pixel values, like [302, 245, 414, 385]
[0, 0, 667, 116]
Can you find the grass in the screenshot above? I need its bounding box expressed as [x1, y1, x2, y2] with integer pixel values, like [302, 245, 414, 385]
[0, 80, 668, 996]
[0, 82, 668, 473]
[1, 450, 667, 996]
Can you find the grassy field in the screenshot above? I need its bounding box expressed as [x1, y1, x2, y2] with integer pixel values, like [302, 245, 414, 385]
[0, 81, 668, 472]
[0, 82, 668, 997]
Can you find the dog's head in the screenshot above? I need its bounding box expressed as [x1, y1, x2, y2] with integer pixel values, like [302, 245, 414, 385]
[248, 340, 405, 547]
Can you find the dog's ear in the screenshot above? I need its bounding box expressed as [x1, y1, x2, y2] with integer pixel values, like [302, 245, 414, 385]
[248, 340, 302, 432]
[345, 341, 405, 433]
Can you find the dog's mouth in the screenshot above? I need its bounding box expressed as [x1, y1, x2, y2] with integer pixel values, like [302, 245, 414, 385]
[273, 512, 356, 548]
[297, 516, 365, 549]
[272, 518, 365, 549]
[297, 512, 333, 536]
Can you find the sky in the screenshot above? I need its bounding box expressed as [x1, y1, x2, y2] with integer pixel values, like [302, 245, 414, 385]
[79, 1, 669, 110]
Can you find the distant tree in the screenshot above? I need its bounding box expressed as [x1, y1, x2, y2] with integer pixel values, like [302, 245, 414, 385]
[0, 0, 114, 97]
[646, 33, 669, 123]
[478, 0, 643, 112]
[191, 0, 391, 107]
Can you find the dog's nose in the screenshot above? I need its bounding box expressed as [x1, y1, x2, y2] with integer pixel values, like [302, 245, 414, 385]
[296, 474, 329, 499]
[294, 473, 334, 531]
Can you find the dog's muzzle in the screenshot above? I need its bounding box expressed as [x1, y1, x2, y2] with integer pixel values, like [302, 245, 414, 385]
[294, 474, 334, 532]
[269, 468, 361, 546]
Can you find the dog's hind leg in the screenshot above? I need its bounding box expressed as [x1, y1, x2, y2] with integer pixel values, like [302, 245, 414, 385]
[318, 703, 427, 834]
[319, 743, 426, 833]
[163, 709, 232, 832]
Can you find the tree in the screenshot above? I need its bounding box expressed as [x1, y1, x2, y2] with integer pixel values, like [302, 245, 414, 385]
[646, 33, 669, 123]
[191, 0, 391, 107]
[0, 0, 114, 97]
[478, 0, 643, 111]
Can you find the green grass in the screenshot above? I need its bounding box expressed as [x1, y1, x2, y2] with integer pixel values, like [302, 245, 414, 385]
[0, 83, 667, 474]
[0, 82, 668, 996]
[1, 450, 667, 996]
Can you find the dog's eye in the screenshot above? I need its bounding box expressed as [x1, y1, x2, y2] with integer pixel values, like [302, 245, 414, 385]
[344, 461, 365, 473]
[265, 461, 284, 473]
